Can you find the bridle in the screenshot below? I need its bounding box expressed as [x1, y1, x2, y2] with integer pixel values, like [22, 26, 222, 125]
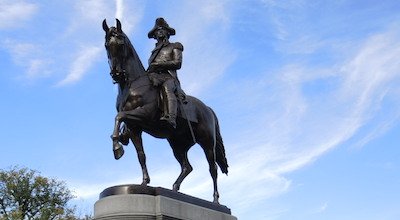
[105, 29, 128, 84]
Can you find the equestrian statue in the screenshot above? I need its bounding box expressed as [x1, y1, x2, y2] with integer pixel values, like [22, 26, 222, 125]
[102, 18, 229, 203]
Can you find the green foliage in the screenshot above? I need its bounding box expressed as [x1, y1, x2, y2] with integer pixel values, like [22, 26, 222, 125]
[0, 166, 80, 220]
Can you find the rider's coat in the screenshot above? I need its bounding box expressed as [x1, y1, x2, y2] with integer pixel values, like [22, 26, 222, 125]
[148, 41, 184, 80]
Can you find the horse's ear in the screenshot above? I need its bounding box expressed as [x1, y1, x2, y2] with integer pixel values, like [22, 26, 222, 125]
[116, 18, 122, 32]
[102, 19, 109, 32]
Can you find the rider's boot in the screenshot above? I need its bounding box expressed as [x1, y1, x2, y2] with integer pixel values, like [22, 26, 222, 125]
[160, 94, 177, 129]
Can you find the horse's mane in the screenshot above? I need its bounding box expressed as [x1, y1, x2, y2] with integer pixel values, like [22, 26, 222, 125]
[120, 31, 146, 77]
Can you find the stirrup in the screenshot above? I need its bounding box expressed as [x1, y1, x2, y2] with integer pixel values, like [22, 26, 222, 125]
[160, 115, 176, 128]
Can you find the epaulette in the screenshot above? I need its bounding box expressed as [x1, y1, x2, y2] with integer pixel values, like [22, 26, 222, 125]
[173, 42, 184, 51]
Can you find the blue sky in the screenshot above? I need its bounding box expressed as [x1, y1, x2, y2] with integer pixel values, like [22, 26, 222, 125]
[1, 0, 400, 219]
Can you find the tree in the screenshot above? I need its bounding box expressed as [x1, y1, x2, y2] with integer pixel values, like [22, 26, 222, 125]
[0, 166, 78, 220]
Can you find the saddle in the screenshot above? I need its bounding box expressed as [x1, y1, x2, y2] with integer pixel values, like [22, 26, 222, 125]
[157, 89, 198, 123]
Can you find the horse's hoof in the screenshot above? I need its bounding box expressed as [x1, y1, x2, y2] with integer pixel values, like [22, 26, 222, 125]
[144, 177, 150, 184]
[172, 184, 179, 192]
[213, 193, 220, 204]
[119, 135, 129, 145]
[113, 144, 124, 160]
[110, 134, 119, 141]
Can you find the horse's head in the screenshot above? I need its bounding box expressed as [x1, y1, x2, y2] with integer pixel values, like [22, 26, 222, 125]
[103, 19, 129, 83]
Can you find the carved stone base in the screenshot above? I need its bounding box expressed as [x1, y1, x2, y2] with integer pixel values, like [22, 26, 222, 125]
[93, 185, 237, 220]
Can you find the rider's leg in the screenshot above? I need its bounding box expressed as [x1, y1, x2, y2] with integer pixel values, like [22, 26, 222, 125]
[174, 79, 187, 103]
[160, 79, 177, 128]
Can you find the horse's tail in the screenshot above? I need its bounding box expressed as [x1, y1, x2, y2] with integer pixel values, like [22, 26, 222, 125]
[210, 108, 229, 175]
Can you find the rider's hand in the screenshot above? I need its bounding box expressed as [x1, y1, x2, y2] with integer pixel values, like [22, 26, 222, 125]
[150, 62, 160, 69]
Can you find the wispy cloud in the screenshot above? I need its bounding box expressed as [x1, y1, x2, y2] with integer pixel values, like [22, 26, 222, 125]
[1, 39, 51, 80]
[222, 24, 400, 217]
[2, 40, 35, 59]
[57, 46, 102, 86]
[261, 0, 309, 42]
[56, 0, 144, 86]
[54, 0, 111, 86]
[113, 0, 144, 36]
[115, 0, 124, 20]
[1, 0, 145, 85]
[1, 0, 108, 83]
[165, 0, 236, 95]
[312, 202, 328, 214]
[0, 0, 38, 29]
[26, 59, 52, 78]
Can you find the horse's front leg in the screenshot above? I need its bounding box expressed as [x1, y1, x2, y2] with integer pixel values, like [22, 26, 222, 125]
[111, 112, 126, 160]
[130, 129, 150, 185]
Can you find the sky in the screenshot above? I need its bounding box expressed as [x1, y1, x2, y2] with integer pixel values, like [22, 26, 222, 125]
[1, 0, 400, 219]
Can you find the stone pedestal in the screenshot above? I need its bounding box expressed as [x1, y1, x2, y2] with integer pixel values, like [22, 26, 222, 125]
[94, 185, 237, 220]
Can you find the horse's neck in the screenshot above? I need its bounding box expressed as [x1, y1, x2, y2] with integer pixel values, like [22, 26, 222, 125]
[125, 53, 146, 80]
[118, 54, 148, 93]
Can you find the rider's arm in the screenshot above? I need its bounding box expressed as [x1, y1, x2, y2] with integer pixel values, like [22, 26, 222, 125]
[151, 43, 183, 70]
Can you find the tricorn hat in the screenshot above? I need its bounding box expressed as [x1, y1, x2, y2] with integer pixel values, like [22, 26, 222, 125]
[148, 17, 176, 39]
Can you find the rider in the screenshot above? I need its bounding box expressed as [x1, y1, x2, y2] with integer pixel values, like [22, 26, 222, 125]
[147, 17, 186, 129]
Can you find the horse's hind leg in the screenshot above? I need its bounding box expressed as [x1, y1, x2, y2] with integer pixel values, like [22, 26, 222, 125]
[130, 129, 150, 185]
[168, 139, 193, 192]
[196, 111, 220, 203]
[202, 145, 220, 203]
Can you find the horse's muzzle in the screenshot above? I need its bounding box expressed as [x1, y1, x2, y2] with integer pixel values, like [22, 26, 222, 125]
[110, 69, 126, 83]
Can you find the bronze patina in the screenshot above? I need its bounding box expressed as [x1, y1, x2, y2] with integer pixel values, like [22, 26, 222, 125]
[102, 18, 228, 203]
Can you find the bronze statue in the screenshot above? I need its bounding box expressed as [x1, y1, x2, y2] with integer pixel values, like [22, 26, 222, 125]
[102, 18, 228, 203]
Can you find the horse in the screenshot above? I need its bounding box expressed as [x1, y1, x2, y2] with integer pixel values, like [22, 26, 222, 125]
[102, 19, 228, 203]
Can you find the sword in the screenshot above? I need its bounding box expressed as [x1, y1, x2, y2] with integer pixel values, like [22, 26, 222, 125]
[178, 98, 196, 144]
